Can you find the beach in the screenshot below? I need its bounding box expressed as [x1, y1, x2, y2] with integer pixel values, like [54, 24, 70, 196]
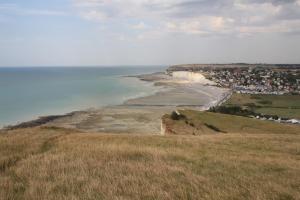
[5, 70, 230, 134]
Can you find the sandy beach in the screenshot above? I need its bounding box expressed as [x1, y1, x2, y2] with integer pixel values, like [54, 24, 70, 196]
[5, 71, 230, 134]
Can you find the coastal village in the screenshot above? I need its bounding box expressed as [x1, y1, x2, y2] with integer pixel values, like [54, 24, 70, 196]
[168, 64, 300, 95]
[167, 64, 300, 125]
[207, 67, 300, 94]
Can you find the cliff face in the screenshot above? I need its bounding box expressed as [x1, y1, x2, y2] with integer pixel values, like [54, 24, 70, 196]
[172, 71, 205, 82]
[171, 71, 215, 84]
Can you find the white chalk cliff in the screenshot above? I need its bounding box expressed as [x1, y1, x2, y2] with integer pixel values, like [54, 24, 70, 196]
[172, 71, 215, 85]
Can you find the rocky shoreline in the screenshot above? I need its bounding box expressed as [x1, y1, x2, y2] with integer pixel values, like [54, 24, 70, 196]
[2, 111, 84, 130]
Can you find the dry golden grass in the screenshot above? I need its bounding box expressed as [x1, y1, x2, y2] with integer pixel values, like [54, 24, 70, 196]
[1, 123, 300, 200]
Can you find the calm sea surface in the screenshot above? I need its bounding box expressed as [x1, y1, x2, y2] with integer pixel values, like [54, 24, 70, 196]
[0, 66, 166, 127]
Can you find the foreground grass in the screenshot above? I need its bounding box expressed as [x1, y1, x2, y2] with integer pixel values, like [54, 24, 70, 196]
[1, 123, 300, 200]
[224, 93, 300, 119]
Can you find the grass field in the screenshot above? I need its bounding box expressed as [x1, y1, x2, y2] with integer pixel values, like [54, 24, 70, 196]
[224, 93, 300, 119]
[1, 111, 300, 200]
[163, 110, 300, 135]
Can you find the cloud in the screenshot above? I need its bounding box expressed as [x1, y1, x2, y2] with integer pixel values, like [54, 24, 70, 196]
[71, 0, 300, 37]
[79, 10, 108, 21]
[163, 16, 235, 36]
[0, 3, 67, 17]
[73, 0, 108, 7]
[132, 22, 148, 30]
[243, 0, 297, 6]
[23, 10, 67, 16]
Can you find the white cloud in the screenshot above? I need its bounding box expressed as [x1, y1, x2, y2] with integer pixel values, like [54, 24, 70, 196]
[239, 20, 300, 34]
[72, 0, 108, 7]
[71, 0, 300, 37]
[0, 3, 67, 16]
[163, 16, 235, 36]
[132, 22, 148, 30]
[211, 17, 225, 30]
[24, 10, 67, 16]
[80, 10, 108, 21]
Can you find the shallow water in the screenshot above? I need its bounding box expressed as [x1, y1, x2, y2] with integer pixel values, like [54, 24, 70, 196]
[0, 66, 166, 127]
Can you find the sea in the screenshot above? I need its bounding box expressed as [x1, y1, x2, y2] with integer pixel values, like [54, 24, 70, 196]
[0, 66, 167, 127]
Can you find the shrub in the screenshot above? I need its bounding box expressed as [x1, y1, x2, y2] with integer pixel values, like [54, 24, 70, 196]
[170, 111, 185, 120]
[209, 106, 256, 117]
[204, 123, 222, 132]
[189, 122, 195, 127]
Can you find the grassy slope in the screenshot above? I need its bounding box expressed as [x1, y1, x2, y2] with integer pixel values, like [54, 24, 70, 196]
[224, 93, 300, 119]
[1, 113, 300, 200]
[163, 110, 300, 135]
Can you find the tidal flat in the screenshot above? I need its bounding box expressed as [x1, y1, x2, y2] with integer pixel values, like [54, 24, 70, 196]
[4, 71, 229, 134]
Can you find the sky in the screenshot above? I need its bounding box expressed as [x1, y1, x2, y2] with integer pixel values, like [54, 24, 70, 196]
[0, 0, 300, 66]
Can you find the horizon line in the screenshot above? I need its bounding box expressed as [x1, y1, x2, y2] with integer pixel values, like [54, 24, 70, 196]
[1, 63, 300, 68]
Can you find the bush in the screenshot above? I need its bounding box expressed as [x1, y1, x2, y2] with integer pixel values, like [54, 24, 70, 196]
[209, 106, 256, 117]
[209, 106, 290, 121]
[204, 123, 223, 132]
[189, 122, 195, 127]
[170, 111, 185, 120]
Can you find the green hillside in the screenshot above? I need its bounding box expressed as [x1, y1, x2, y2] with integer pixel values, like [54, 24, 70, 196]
[163, 110, 300, 135]
[224, 93, 300, 119]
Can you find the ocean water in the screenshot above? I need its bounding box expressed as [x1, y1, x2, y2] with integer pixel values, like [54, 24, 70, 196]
[0, 66, 166, 127]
